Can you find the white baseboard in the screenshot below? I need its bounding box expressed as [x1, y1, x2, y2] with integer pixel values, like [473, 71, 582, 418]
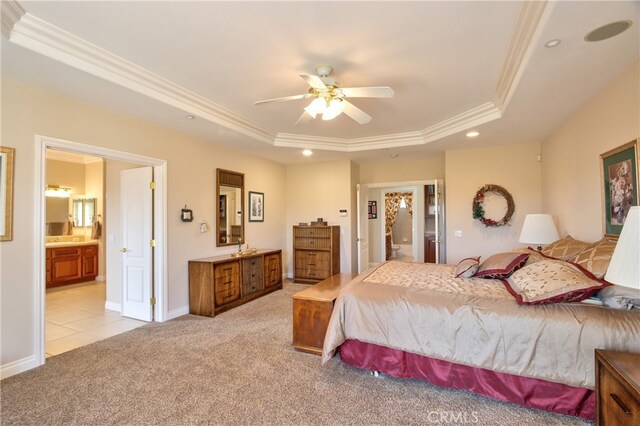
[95, 275, 106, 282]
[167, 305, 189, 320]
[1, 355, 39, 379]
[104, 301, 121, 312]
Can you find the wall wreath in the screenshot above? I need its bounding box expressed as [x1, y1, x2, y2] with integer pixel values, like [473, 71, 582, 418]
[472, 184, 515, 227]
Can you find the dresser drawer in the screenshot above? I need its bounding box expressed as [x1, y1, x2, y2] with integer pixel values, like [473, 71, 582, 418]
[599, 364, 640, 425]
[295, 250, 330, 264]
[214, 262, 240, 294]
[52, 247, 82, 258]
[215, 286, 241, 306]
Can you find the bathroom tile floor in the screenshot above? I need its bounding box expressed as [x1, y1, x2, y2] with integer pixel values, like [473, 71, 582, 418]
[45, 281, 145, 357]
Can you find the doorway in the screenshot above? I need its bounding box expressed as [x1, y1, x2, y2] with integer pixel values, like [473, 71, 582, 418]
[35, 135, 167, 366]
[357, 180, 445, 270]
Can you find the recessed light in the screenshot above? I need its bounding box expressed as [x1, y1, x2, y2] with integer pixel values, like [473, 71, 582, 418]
[302, 149, 313, 156]
[390, 154, 399, 159]
[585, 20, 633, 42]
[466, 131, 480, 138]
[185, 114, 196, 120]
[544, 39, 561, 48]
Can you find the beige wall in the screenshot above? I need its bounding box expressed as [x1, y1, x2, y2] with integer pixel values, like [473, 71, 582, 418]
[285, 160, 355, 275]
[445, 142, 542, 264]
[358, 154, 445, 184]
[0, 79, 287, 368]
[542, 60, 640, 242]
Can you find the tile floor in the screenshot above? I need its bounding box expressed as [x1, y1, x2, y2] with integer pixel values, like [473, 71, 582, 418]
[46, 281, 145, 357]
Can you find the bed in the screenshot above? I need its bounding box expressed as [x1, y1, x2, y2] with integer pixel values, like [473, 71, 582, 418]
[321, 259, 640, 420]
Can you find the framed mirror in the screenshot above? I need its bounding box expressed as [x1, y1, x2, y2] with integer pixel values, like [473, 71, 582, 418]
[72, 197, 96, 227]
[216, 169, 244, 246]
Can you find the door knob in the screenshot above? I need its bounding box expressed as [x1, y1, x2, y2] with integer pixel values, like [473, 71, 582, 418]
[120, 248, 128, 253]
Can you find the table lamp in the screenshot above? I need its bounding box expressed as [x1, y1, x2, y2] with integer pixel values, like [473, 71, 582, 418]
[604, 206, 640, 289]
[518, 214, 560, 251]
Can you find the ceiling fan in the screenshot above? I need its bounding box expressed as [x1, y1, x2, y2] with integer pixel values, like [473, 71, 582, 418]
[254, 65, 394, 125]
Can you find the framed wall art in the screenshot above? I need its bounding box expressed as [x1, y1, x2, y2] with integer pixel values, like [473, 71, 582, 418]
[0, 146, 15, 241]
[368, 200, 377, 219]
[248, 191, 264, 222]
[600, 139, 639, 236]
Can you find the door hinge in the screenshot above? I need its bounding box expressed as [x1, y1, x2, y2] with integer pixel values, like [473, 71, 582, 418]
[150, 239, 156, 247]
[150, 297, 156, 306]
[149, 181, 156, 189]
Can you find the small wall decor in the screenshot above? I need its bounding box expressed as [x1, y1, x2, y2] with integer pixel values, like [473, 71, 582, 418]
[181, 205, 193, 222]
[248, 191, 264, 222]
[472, 184, 515, 227]
[368, 201, 377, 219]
[600, 139, 639, 236]
[0, 146, 15, 241]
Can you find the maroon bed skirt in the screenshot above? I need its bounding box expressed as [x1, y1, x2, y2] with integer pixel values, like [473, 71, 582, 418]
[339, 339, 595, 420]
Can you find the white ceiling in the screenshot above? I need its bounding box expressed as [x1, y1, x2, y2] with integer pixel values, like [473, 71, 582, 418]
[2, 1, 638, 164]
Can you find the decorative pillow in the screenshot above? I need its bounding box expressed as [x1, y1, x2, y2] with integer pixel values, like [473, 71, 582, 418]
[504, 259, 610, 305]
[475, 252, 529, 279]
[455, 257, 480, 278]
[511, 248, 544, 266]
[569, 238, 617, 279]
[598, 285, 640, 310]
[541, 236, 590, 261]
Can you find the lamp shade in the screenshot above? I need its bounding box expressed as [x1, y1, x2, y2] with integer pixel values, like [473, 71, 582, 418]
[519, 214, 559, 246]
[604, 206, 640, 289]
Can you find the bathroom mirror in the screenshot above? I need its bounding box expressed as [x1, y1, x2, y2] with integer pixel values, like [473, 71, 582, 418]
[72, 197, 96, 227]
[45, 197, 70, 236]
[216, 169, 244, 247]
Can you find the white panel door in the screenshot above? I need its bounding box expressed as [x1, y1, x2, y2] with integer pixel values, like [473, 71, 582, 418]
[121, 167, 153, 322]
[357, 184, 369, 273]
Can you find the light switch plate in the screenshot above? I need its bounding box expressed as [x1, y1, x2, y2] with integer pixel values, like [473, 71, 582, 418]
[454, 230, 463, 238]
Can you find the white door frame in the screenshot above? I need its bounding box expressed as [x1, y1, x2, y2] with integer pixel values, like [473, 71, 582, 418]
[34, 135, 167, 366]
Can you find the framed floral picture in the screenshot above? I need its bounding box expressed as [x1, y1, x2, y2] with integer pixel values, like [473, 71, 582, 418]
[600, 139, 639, 236]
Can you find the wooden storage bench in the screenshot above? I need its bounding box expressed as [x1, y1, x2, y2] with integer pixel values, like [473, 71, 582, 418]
[292, 273, 357, 355]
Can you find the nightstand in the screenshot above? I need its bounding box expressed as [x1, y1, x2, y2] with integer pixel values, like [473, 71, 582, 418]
[595, 349, 640, 425]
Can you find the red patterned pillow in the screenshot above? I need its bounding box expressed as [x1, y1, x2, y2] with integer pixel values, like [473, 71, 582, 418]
[503, 259, 610, 305]
[475, 252, 529, 279]
[455, 257, 480, 278]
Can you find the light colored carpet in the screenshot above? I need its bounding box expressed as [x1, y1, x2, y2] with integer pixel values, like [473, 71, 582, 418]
[1, 282, 587, 425]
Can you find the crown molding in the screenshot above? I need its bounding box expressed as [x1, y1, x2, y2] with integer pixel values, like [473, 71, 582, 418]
[1, 0, 25, 38]
[493, 0, 554, 111]
[5, 1, 551, 152]
[275, 102, 502, 152]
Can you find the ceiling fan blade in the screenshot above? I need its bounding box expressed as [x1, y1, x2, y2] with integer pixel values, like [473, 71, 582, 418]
[254, 94, 310, 105]
[300, 74, 327, 91]
[342, 100, 372, 125]
[295, 110, 313, 126]
[340, 86, 394, 98]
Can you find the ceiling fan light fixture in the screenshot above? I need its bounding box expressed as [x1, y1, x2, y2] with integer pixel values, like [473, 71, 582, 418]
[304, 98, 327, 118]
[322, 99, 345, 121]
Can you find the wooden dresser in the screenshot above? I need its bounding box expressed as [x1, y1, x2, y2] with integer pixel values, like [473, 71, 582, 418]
[46, 243, 99, 288]
[293, 225, 340, 284]
[595, 349, 640, 425]
[188, 249, 282, 317]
